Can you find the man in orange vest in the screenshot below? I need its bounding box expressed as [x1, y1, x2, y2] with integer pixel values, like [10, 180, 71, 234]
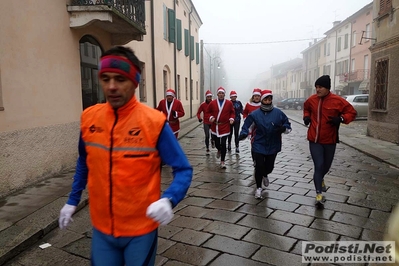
[58, 46, 193, 265]
[156, 89, 185, 138]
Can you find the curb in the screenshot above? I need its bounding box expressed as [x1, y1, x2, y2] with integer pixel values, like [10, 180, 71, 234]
[0, 118, 200, 265]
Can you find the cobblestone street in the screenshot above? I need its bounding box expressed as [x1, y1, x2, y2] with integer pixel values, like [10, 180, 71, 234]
[3, 115, 399, 266]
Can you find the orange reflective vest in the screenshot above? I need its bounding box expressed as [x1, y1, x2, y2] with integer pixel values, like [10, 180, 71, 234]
[81, 96, 166, 237]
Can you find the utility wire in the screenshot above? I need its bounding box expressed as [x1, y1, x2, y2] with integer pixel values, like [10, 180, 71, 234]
[203, 32, 372, 45]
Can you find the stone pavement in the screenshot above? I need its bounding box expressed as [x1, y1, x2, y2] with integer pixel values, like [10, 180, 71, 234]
[1, 111, 399, 266]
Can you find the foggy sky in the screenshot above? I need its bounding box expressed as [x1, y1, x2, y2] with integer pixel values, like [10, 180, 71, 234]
[192, 0, 372, 100]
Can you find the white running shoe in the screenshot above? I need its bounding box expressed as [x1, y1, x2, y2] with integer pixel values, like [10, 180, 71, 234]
[255, 188, 263, 199]
[263, 176, 270, 187]
[220, 162, 226, 169]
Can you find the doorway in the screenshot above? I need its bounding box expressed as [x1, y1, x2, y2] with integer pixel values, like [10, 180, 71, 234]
[79, 36, 104, 109]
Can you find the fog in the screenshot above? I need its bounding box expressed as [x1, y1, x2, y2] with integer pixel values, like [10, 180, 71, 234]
[192, 0, 372, 101]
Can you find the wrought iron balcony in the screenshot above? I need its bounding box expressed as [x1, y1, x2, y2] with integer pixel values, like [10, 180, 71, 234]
[348, 69, 370, 82]
[68, 0, 146, 44]
[339, 69, 370, 83]
[300, 81, 312, 89]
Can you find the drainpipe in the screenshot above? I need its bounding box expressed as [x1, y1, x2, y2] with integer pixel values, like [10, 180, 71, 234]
[173, 0, 177, 97]
[151, 0, 157, 107]
[189, 6, 193, 117]
[333, 30, 338, 94]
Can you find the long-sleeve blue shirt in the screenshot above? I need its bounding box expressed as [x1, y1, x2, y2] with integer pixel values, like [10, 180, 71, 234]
[67, 123, 193, 208]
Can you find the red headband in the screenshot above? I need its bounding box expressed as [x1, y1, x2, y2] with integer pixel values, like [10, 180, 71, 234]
[99, 55, 141, 87]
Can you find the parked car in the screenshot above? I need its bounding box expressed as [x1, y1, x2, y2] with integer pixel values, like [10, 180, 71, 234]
[276, 98, 306, 110]
[342, 94, 369, 118]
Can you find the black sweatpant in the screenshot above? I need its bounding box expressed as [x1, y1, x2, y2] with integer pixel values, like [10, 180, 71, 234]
[253, 152, 277, 188]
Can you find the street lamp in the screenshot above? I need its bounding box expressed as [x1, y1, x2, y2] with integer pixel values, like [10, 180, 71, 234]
[210, 56, 222, 95]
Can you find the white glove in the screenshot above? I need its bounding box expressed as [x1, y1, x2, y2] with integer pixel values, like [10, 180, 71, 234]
[59, 204, 77, 229]
[146, 198, 173, 225]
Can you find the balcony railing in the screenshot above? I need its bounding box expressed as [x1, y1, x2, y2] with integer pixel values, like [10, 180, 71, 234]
[70, 0, 146, 33]
[339, 69, 370, 83]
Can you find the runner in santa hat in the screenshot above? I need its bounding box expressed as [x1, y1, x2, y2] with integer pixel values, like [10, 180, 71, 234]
[206, 87, 235, 169]
[196, 90, 214, 155]
[156, 88, 185, 138]
[239, 89, 291, 199]
[243, 88, 262, 118]
[228, 90, 243, 154]
[243, 88, 262, 160]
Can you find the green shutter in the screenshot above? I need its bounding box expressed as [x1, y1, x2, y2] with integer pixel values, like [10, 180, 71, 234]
[176, 19, 182, 50]
[184, 29, 189, 56]
[196, 42, 199, 64]
[190, 36, 194, 60]
[168, 9, 175, 43]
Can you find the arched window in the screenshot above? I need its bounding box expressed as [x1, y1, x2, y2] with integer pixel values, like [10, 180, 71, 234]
[163, 65, 171, 93]
[79, 36, 104, 110]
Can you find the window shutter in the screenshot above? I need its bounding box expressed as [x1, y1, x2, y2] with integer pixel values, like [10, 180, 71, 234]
[176, 19, 182, 50]
[168, 9, 175, 43]
[184, 29, 189, 56]
[190, 36, 194, 60]
[196, 42, 199, 64]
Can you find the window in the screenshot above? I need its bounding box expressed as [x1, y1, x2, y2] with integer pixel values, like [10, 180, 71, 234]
[191, 80, 193, 100]
[324, 43, 327, 56]
[163, 70, 168, 91]
[184, 29, 189, 57]
[0, 67, 4, 111]
[139, 62, 146, 102]
[196, 81, 198, 100]
[351, 59, 355, 72]
[196, 43, 199, 64]
[352, 31, 357, 47]
[344, 34, 348, 49]
[374, 58, 388, 110]
[177, 75, 181, 99]
[163, 4, 167, 40]
[327, 43, 330, 56]
[354, 95, 368, 103]
[185, 77, 188, 100]
[379, 0, 392, 16]
[364, 55, 369, 79]
[79, 36, 103, 109]
[337, 37, 341, 52]
[176, 19, 182, 50]
[190, 36, 195, 61]
[365, 24, 370, 41]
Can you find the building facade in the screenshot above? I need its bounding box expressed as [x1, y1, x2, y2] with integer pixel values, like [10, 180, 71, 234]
[0, 0, 201, 197]
[348, 3, 373, 95]
[368, 0, 399, 143]
[128, 0, 202, 119]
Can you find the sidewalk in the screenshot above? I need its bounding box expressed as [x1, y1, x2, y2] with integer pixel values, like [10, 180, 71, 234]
[0, 117, 200, 265]
[1, 113, 399, 265]
[284, 109, 399, 170]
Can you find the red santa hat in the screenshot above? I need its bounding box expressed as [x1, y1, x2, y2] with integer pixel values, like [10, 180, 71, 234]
[252, 88, 261, 96]
[230, 91, 237, 97]
[217, 87, 225, 94]
[260, 89, 273, 101]
[205, 90, 213, 97]
[166, 89, 175, 97]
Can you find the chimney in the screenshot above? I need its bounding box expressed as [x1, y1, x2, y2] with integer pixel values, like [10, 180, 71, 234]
[309, 42, 312, 47]
[333, 20, 341, 27]
[314, 38, 317, 44]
